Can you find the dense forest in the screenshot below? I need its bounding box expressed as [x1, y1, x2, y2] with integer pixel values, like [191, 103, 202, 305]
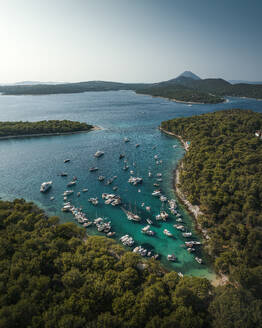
[161, 109, 262, 285]
[0, 120, 93, 137]
[0, 199, 261, 327]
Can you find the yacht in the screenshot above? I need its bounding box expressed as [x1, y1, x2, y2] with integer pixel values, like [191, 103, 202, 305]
[160, 195, 167, 202]
[163, 229, 173, 237]
[63, 190, 74, 196]
[160, 211, 169, 220]
[182, 232, 192, 238]
[40, 181, 52, 192]
[152, 190, 161, 197]
[94, 151, 104, 158]
[89, 167, 98, 172]
[67, 181, 76, 187]
[167, 254, 176, 261]
[195, 257, 203, 264]
[128, 176, 143, 185]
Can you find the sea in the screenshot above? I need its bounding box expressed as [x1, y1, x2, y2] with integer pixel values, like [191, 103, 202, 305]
[0, 90, 261, 279]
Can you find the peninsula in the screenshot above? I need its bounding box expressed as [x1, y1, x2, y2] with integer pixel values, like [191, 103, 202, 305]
[0, 120, 96, 139]
[161, 109, 262, 300]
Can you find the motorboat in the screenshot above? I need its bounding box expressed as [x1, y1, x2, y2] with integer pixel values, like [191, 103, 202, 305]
[152, 190, 161, 197]
[89, 167, 98, 172]
[195, 257, 203, 264]
[40, 181, 52, 192]
[94, 150, 104, 158]
[167, 254, 176, 261]
[67, 181, 76, 187]
[163, 229, 173, 237]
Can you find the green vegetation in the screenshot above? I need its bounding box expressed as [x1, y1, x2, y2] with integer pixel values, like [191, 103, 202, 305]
[0, 120, 93, 138]
[136, 84, 224, 104]
[161, 108, 262, 277]
[0, 199, 261, 327]
[1, 75, 262, 103]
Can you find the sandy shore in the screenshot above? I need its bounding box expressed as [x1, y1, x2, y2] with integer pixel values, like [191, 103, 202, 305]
[0, 125, 102, 140]
[160, 126, 229, 286]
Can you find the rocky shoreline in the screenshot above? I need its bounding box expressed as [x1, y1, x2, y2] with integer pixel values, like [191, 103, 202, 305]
[160, 126, 229, 286]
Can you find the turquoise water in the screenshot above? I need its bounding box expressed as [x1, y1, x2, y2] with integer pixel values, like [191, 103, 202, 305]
[0, 91, 261, 278]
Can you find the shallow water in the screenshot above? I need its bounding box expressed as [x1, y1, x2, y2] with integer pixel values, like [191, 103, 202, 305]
[0, 90, 261, 278]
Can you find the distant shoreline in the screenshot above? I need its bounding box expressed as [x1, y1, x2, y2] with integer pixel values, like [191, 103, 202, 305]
[137, 92, 226, 105]
[0, 125, 101, 140]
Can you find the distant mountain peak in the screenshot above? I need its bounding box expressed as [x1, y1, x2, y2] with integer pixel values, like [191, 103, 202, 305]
[178, 71, 201, 80]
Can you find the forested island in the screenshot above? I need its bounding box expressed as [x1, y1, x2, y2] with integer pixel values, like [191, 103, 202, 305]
[1, 71, 262, 104]
[0, 120, 94, 138]
[161, 109, 262, 323]
[0, 198, 261, 328]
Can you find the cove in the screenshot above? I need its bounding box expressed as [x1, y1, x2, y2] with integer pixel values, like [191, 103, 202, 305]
[0, 90, 261, 278]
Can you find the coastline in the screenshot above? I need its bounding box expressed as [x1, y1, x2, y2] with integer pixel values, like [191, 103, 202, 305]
[136, 92, 225, 105]
[160, 126, 228, 286]
[0, 125, 102, 140]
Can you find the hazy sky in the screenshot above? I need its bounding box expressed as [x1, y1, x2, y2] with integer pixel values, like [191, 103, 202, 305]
[0, 0, 261, 83]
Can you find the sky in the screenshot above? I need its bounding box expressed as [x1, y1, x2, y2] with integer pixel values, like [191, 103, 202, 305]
[0, 0, 261, 83]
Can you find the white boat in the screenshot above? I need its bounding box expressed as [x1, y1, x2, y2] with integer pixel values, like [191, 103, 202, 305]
[152, 190, 161, 197]
[146, 206, 151, 212]
[167, 254, 176, 261]
[160, 211, 169, 220]
[146, 218, 153, 224]
[135, 144, 140, 148]
[94, 150, 104, 158]
[174, 224, 185, 231]
[77, 192, 81, 197]
[63, 190, 74, 196]
[50, 196, 55, 201]
[64, 159, 70, 163]
[163, 229, 173, 237]
[82, 188, 88, 192]
[154, 155, 158, 159]
[128, 176, 143, 185]
[156, 173, 162, 177]
[182, 232, 192, 238]
[67, 181, 76, 187]
[40, 181, 52, 192]
[195, 257, 203, 264]
[160, 195, 167, 202]
[148, 171, 152, 177]
[98, 176, 105, 181]
[124, 137, 130, 143]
